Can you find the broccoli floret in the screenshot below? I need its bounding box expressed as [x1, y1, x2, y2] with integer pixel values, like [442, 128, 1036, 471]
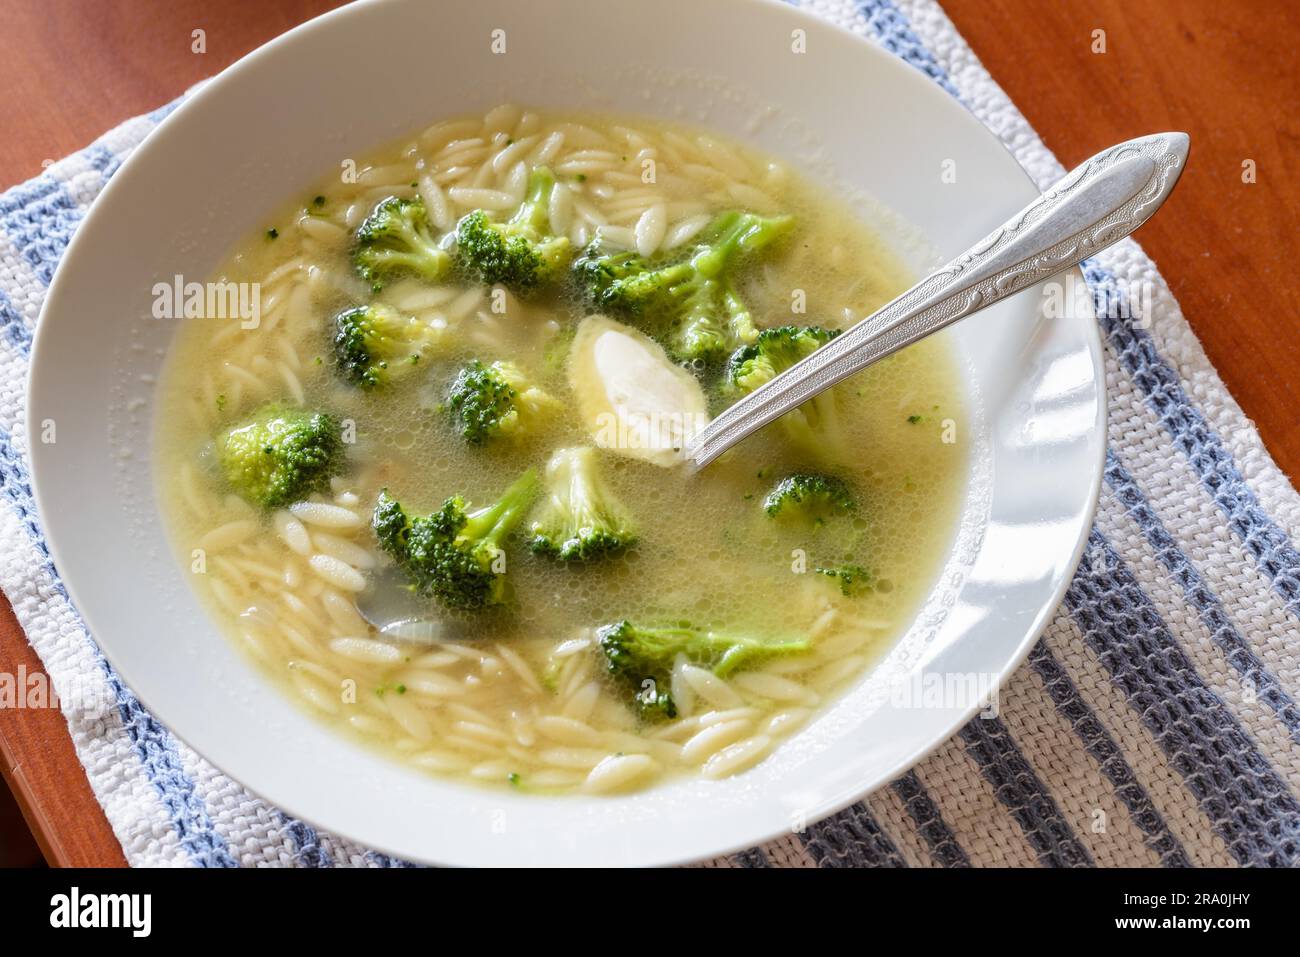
[597, 620, 811, 720]
[572, 244, 692, 317]
[814, 563, 872, 596]
[729, 324, 839, 390]
[528, 447, 636, 561]
[445, 359, 558, 445]
[573, 210, 793, 363]
[332, 303, 440, 389]
[728, 325, 845, 456]
[456, 167, 572, 292]
[219, 405, 344, 509]
[373, 469, 539, 610]
[354, 195, 453, 292]
[763, 473, 855, 526]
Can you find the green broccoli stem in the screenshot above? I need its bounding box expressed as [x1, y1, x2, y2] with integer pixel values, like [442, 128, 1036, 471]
[690, 212, 793, 279]
[690, 213, 743, 278]
[508, 167, 558, 233]
[619, 262, 694, 304]
[528, 446, 636, 560]
[366, 247, 448, 275]
[459, 468, 540, 546]
[390, 215, 425, 250]
[617, 624, 807, 678]
[722, 281, 758, 344]
[713, 635, 809, 677]
[673, 279, 728, 359]
[385, 214, 446, 269]
[666, 626, 807, 678]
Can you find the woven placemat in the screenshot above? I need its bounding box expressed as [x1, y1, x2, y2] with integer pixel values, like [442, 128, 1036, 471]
[1, 0, 1296, 866]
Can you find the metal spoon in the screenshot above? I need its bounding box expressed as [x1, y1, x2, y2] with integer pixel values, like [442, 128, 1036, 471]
[685, 132, 1189, 469]
[356, 565, 458, 643]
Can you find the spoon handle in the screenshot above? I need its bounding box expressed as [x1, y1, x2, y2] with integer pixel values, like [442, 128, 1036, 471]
[685, 131, 1189, 469]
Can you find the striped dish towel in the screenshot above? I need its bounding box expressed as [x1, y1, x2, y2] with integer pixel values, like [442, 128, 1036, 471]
[2, 0, 1297, 868]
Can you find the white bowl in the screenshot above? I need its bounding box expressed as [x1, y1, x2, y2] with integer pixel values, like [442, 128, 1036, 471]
[28, 0, 1102, 866]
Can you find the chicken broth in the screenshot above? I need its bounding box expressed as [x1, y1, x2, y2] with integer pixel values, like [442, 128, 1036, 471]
[155, 107, 967, 793]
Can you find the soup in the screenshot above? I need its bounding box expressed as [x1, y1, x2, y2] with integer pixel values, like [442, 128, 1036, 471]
[155, 105, 967, 794]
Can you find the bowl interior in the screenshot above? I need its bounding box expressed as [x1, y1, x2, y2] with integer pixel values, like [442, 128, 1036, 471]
[28, 0, 1102, 866]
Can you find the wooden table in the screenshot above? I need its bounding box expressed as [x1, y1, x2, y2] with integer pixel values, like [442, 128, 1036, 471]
[0, 0, 1294, 867]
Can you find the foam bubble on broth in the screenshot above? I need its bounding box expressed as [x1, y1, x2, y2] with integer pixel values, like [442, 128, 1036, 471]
[153, 108, 968, 793]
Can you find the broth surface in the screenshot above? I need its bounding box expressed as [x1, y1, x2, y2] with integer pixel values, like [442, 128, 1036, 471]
[155, 107, 967, 793]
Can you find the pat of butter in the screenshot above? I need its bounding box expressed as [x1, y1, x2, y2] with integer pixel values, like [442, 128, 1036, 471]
[569, 315, 709, 467]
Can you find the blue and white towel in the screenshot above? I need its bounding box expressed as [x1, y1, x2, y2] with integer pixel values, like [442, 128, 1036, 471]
[1, 0, 1297, 867]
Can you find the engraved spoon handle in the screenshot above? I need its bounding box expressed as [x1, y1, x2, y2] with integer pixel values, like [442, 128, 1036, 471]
[686, 132, 1189, 469]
